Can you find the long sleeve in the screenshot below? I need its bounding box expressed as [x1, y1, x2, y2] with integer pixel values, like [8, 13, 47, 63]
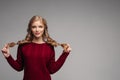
[47, 47, 70, 74]
[6, 45, 24, 71]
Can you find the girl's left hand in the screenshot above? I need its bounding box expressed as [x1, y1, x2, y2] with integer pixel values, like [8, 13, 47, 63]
[63, 44, 72, 53]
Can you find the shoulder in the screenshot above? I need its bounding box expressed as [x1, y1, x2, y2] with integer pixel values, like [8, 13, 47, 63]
[18, 42, 31, 49]
[46, 43, 54, 49]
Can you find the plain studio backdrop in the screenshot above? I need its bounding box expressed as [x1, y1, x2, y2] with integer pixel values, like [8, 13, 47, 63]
[0, 0, 120, 80]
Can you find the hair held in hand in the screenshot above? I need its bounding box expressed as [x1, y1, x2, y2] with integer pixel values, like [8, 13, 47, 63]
[8, 15, 68, 49]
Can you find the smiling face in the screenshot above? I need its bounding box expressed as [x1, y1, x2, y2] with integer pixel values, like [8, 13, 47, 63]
[31, 20, 45, 39]
[27, 16, 48, 41]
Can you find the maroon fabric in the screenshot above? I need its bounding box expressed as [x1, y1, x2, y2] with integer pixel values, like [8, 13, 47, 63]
[6, 42, 69, 80]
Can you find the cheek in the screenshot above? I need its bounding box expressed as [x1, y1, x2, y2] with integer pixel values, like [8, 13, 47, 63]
[31, 28, 35, 33]
[41, 27, 45, 31]
[41, 28, 44, 31]
[41, 28, 45, 34]
[42, 28, 46, 36]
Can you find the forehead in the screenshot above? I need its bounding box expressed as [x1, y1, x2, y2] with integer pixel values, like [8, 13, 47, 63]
[32, 20, 44, 26]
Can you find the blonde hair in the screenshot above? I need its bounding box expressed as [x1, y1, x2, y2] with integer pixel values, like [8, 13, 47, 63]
[8, 15, 68, 49]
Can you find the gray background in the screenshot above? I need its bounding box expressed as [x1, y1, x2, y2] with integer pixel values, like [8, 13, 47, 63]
[0, 0, 120, 80]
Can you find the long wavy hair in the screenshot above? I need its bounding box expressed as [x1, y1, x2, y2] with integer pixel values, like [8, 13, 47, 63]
[8, 15, 68, 49]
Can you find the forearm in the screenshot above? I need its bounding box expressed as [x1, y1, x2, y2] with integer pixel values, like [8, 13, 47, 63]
[48, 52, 69, 74]
[6, 55, 24, 71]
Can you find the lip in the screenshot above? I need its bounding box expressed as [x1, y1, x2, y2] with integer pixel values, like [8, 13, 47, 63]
[35, 33, 40, 35]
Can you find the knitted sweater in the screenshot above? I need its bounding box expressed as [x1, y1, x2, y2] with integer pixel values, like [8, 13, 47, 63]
[6, 42, 69, 80]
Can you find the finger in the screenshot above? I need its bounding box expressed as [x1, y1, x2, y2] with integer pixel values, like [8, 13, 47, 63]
[65, 44, 70, 49]
[1, 49, 7, 53]
[6, 43, 10, 48]
[1, 45, 9, 53]
[69, 47, 72, 52]
[3, 44, 8, 49]
[67, 47, 72, 52]
[67, 43, 70, 46]
[4, 44, 7, 48]
[1, 47, 6, 52]
[1, 47, 7, 51]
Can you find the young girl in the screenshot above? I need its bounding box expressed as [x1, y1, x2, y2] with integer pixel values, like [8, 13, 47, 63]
[1, 15, 71, 80]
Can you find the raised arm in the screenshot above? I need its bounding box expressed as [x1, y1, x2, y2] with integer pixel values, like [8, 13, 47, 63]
[1, 44, 24, 71]
[47, 44, 71, 74]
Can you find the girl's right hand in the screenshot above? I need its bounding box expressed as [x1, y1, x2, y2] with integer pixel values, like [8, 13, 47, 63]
[1, 44, 10, 58]
[61, 43, 72, 53]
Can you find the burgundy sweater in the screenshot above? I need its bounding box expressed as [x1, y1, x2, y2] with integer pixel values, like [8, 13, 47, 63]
[6, 42, 69, 80]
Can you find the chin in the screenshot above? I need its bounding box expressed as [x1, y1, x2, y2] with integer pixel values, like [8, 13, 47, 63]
[33, 34, 43, 38]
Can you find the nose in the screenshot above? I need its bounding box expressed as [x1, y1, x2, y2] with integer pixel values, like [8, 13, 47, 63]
[36, 27, 39, 31]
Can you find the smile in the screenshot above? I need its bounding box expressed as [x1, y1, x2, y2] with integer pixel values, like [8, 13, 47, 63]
[35, 33, 40, 35]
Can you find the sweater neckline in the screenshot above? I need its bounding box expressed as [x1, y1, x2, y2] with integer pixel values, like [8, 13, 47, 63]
[31, 42, 46, 45]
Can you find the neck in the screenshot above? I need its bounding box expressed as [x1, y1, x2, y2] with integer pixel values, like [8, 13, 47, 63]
[32, 37, 45, 44]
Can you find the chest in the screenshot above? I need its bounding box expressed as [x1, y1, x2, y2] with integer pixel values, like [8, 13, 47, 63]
[21, 45, 52, 63]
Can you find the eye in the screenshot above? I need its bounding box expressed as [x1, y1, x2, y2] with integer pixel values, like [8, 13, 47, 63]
[31, 26, 36, 28]
[39, 26, 44, 28]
